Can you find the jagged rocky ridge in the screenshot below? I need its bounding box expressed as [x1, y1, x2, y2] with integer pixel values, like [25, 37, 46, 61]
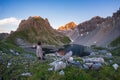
[0, 33, 9, 40]
[61, 9, 120, 47]
[7, 16, 70, 45]
[58, 22, 76, 31]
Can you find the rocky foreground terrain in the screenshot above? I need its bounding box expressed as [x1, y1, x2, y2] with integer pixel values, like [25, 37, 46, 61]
[0, 40, 120, 80]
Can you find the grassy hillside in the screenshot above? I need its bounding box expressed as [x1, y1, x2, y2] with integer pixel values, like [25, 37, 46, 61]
[110, 36, 120, 47]
[109, 36, 120, 56]
[0, 41, 23, 54]
[0, 41, 34, 55]
[6, 17, 71, 46]
[7, 30, 70, 46]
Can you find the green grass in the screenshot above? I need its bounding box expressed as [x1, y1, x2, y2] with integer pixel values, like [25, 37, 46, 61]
[1, 45, 120, 80]
[0, 41, 24, 54]
[1, 41, 120, 80]
[91, 45, 108, 50]
[108, 36, 120, 56]
[110, 47, 120, 56]
[6, 28, 71, 46]
[0, 41, 35, 56]
[6, 30, 30, 45]
[1, 54, 120, 80]
[110, 36, 120, 47]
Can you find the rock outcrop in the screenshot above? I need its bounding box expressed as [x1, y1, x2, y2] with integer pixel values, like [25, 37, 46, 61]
[58, 22, 76, 31]
[0, 33, 9, 40]
[70, 9, 120, 47]
[77, 16, 105, 34]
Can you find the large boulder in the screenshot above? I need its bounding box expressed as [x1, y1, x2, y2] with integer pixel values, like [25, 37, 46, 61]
[83, 57, 105, 63]
[92, 63, 102, 70]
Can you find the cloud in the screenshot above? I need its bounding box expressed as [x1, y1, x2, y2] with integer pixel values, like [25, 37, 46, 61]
[0, 17, 21, 33]
[0, 29, 9, 33]
[0, 17, 21, 25]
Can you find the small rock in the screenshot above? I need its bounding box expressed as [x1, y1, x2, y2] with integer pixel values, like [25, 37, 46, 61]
[2, 53, 6, 55]
[106, 53, 112, 58]
[68, 57, 73, 63]
[89, 52, 96, 56]
[85, 63, 93, 68]
[99, 50, 108, 54]
[83, 58, 104, 63]
[59, 70, 64, 75]
[83, 64, 89, 69]
[54, 61, 66, 71]
[109, 60, 113, 64]
[24, 54, 33, 58]
[21, 72, 32, 76]
[46, 53, 56, 57]
[71, 61, 80, 66]
[7, 62, 12, 68]
[15, 52, 19, 56]
[48, 68, 53, 71]
[92, 63, 102, 70]
[112, 63, 119, 70]
[10, 49, 15, 53]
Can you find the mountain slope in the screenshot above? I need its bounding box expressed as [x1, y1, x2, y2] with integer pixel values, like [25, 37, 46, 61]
[72, 9, 120, 47]
[7, 16, 70, 45]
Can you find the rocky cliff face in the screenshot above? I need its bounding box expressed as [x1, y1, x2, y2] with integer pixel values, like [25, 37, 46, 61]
[7, 16, 70, 45]
[58, 22, 76, 31]
[72, 9, 120, 47]
[17, 16, 52, 31]
[62, 16, 105, 42]
[60, 9, 120, 47]
[0, 33, 9, 40]
[77, 16, 105, 34]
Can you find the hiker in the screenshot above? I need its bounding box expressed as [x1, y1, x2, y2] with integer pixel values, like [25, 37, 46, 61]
[36, 41, 43, 60]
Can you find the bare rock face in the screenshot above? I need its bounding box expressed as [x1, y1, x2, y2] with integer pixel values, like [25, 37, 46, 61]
[72, 9, 120, 47]
[0, 33, 9, 40]
[77, 16, 105, 34]
[58, 22, 76, 31]
[17, 16, 52, 31]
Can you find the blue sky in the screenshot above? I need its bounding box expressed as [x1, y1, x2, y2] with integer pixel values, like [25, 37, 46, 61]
[0, 0, 120, 33]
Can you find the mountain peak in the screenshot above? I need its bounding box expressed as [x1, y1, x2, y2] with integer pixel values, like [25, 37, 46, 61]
[92, 16, 102, 19]
[33, 16, 40, 19]
[8, 16, 70, 45]
[58, 21, 77, 31]
[17, 16, 51, 31]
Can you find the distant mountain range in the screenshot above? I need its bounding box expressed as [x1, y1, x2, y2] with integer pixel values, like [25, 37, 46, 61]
[1, 9, 120, 47]
[6, 16, 70, 45]
[58, 9, 120, 47]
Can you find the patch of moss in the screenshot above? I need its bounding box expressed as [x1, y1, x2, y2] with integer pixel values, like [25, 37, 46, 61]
[91, 45, 107, 50]
[110, 47, 120, 56]
[110, 36, 120, 47]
